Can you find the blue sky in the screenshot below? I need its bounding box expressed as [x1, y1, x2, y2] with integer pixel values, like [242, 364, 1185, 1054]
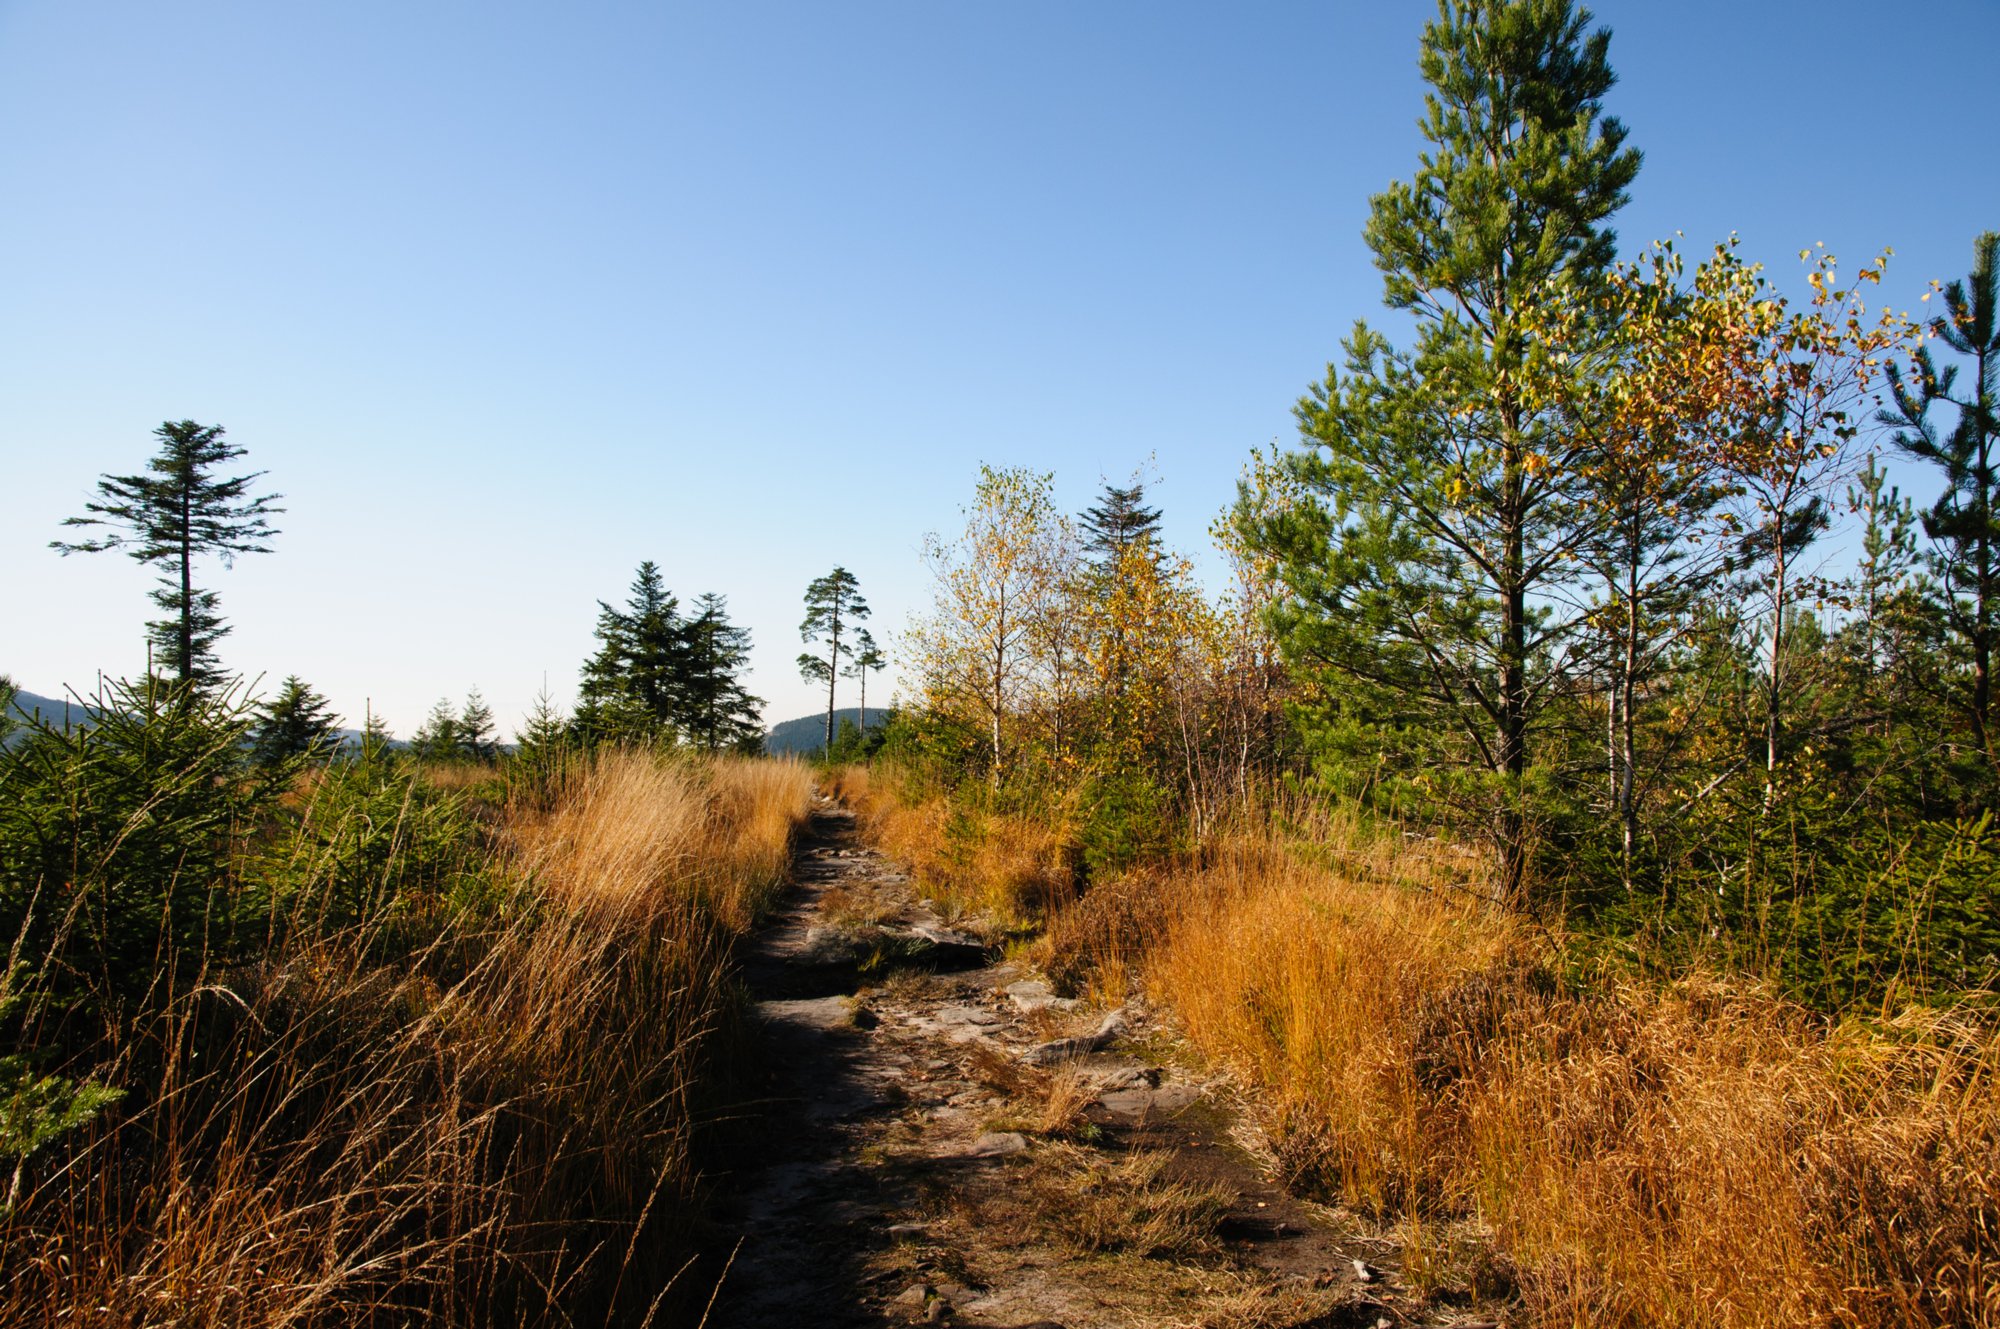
[6, 1, 1996, 735]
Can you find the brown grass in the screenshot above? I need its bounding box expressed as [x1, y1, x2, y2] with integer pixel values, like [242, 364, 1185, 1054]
[1, 748, 812, 1328]
[1149, 806, 2000, 1327]
[849, 767, 2000, 1328]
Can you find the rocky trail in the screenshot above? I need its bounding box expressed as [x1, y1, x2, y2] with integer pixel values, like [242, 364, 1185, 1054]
[705, 791, 1500, 1329]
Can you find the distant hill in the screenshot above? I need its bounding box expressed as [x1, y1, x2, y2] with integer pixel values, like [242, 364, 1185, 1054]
[4, 686, 386, 749]
[765, 707, 891, 756]
[7, 687, 97, 730]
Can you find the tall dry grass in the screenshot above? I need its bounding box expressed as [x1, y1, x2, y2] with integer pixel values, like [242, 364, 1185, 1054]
[0, 748, 811, 1328]
[838, 766, 2000, 1326]
[1145, 803, 2000, 1327]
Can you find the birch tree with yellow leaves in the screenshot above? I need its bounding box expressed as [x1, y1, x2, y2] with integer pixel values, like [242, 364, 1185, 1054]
[905, 465, 1078, 786]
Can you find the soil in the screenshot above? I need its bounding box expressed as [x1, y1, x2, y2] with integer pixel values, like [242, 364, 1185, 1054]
[703, 792, 1507, 1329]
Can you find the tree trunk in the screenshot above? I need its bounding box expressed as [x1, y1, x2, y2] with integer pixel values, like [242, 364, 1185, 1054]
[1977, 359, 1995, 775]
[1498, 445, 1529, 902]
[1764, 533, 1788, 811]
[824, 611, 839, 757]
[179, 483, 194, 684]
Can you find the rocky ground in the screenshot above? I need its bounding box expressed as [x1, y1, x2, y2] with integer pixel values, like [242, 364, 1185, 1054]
[704, 791, 1505, 1329]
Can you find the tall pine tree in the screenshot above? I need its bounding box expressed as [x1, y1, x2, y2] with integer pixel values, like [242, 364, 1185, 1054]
[1080, 480, 1163, 563]
[845, 628, 885, 733]
[1241, 0, 1640, 898]
[798, 567, 869, 756]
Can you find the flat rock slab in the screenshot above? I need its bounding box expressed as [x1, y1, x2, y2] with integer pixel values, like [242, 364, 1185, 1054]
[962, 1131, 1030, 1158]
[1003, 979, 1078, 1013]
[1096, 1083, 1200, 1120]
[757, 995, 860, 1031]
[1020, 1009, 1130, 1066]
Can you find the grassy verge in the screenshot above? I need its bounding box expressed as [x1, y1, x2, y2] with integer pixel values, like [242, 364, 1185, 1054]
[0, 745, 811, 1327]
[836, 761, 2000, 1328]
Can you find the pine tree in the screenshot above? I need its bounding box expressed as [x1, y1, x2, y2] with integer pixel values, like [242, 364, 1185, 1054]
[683, 592, 764, 752]
[1882, 232, 2000, 767]
[798, 567, 869, 756]
[251, 675, 340, 766]
[845, 628, 886, 734]
[1240, 0, 1640, 898]
[52, 421, 283, 687]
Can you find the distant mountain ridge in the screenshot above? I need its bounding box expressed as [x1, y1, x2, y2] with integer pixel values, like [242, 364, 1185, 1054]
[7, 687, 97, 729]
[765, 706, 889, 756]
[3, 684, 384, 748]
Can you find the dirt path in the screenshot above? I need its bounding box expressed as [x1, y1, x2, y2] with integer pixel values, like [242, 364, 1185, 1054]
[706, 792, 1491, 1329]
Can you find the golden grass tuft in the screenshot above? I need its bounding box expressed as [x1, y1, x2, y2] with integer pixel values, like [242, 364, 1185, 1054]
[1, 747, 813, 1328]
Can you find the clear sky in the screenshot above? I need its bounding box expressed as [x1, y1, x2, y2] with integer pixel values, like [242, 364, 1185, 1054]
[6, 1, 1997, 736]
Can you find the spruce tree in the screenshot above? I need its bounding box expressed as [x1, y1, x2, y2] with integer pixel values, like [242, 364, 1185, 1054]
[52, 421, 283, 687]
[360, 701, 394, 760]
[457, 689, 498, 762]
[683, 592, 764, 752]
[1882, 232, 2000, 766]
[575, 561, 688, 743]
[1241, 0, 1640, 898]
[621, 562, 686, 734]
[515, 686, 568, 754]
[410, 699, 461, 761]
[798, 567, 869, 756]
[1080, 480, 1162, 563]
[251, 675, 340, 766]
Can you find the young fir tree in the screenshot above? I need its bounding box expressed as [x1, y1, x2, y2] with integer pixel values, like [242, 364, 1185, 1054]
[410, 699, 462, 761]
[515, 685, 567, 754]
[682, 592, 763, 753]
[360, 700, 394, 760]
[251, 675, 340, 766]
[52, 421, 283, 688]
[1882, 231, 2000, 769]
[457, 689, 498, 762]
[1240, 0, 1640, 899]
[844, 628, 886, 734]
[798, 567, 869, 756]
